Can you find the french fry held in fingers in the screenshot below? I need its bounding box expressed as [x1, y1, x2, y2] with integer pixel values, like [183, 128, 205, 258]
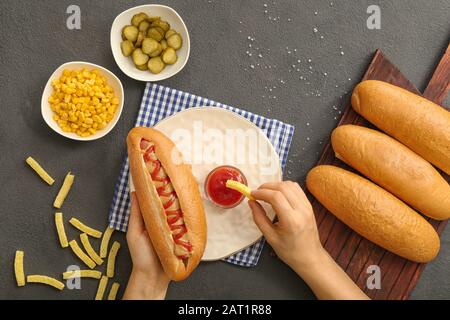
[106, 241, 121, 278]
[55, 212, 69, 248]
[63, 270, 102, 280]
[69, 218, 103, 238]
[100, 227, 114, 258]
[69, 240, 96, 269]
[14, 251, 25, 287]
[54, 172, 75, 208]
[25, 156, 55, 185]
[27, 275, 65, 290]
[107, 282, 120, 300]
[80, 233, 103, 265]
[95, 276, 109, 300]
[225, 180, 255, 200]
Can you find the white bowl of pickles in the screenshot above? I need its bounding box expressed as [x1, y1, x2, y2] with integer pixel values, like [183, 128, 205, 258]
[111, 4, 190, 82]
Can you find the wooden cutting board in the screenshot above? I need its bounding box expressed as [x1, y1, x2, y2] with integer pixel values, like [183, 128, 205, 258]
[309, 45, 450, 300]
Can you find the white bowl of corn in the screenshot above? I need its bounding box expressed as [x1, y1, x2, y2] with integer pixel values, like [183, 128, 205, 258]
[41, 61, 124, 141]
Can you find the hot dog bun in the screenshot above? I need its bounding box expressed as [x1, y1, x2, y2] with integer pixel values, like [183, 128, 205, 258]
[332, 125, 450, 220]
[306, 165, 440, 263]
[351, 80, 450, 175]
[127, 127, 206, 281]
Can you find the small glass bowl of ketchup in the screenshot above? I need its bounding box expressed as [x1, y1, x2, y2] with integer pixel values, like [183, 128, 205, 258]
[205, 166, 248, 209]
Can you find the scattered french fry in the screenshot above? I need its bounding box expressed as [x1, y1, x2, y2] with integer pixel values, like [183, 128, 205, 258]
[107, 282, 120, 300]
[14, 251, 25, 287]
[55, 212, 69, 248]
[100, 227, 114, 258]
[54, 172, 75, 208]
[69, 240, 96, 269]
[80, 233, 103, 265]
[106, 241, 121, 278]
[69, 218, 102, 238]
[27, 275, 65, 290]
[225, 180, 255, 200]
[95, 276, 109, 300]
[25, 156, 55, 185]
[63, 270, 102, 280]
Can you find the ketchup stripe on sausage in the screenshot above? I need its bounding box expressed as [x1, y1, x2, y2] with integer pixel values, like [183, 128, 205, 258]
[141, 139, 193, 259]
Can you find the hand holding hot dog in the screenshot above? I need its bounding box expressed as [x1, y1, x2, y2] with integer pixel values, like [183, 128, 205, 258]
[123, 192, 170, 300]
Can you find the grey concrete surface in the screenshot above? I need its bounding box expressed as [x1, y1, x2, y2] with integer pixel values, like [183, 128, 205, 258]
[0, 0, 449, 300]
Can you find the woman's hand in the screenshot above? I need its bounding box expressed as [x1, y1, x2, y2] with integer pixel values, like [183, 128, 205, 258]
[249, 181, 369, 300]
[249, 181, 324, 270]
[123, 192, 170, 300]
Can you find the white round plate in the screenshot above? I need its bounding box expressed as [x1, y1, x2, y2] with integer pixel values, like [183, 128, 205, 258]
[111, 4, 190, 82]
[153, 107, 282, 260]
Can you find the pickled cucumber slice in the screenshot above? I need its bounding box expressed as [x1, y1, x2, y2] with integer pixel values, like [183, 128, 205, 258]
[120, 40, 134, 57]
[152, 20, 170, 32]
[147, 16, 160, 23]
[160, 39, 168, 50]
[149, 43, 163, 57]
[164, 29, 177, 40]
[141, 38, 160, 55]
[147, 27, 164, 42]
[147, 57, 166, 74]
[154, 27, 165, 38]
[167, 33, 182, 50]
[138, 20, 151, 33]
[131, 13, 148, 27]
[122, 25, 139, 42]
[136, 63, 148, 71]
[132, 48, 149, 66]
[162, 47, 178, 65]
[135, 32, 145, 47]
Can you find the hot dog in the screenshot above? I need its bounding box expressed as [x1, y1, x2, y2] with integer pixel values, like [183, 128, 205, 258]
[127, 127, 206, 281]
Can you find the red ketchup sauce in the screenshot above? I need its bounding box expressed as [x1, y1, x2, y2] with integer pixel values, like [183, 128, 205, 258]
[205, 166, 247, 208]
[140, 139, 192, 260]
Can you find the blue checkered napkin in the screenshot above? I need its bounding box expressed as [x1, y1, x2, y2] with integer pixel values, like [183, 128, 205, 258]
[108, 83, 295, 267]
